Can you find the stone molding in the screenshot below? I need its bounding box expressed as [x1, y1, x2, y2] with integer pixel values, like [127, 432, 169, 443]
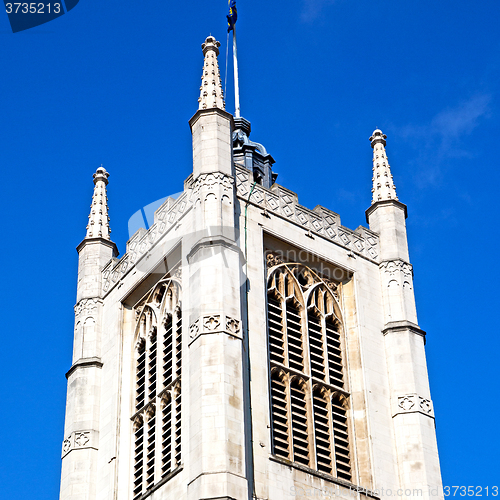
[269, 455, 380, 499]
[191, 172, 234, 200]
[382, 320, 426, 339]
[61, 429, 98, 458]
[186, 236, 244, 263]
[65, 357, 103, 379]
[379, 259, 413, 279]
[365, 198, 408, 222]
[235, 166, 379, 262]
[188, 106, 234, 129]
[74, 298, 102, 320]
[102, 191, 192, 294]
[188, 314, 241, 344]
[393, 393, 434, 419]
[76, 236, 118, 256]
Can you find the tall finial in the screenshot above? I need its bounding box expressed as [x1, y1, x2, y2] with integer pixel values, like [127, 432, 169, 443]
[370, 129, 398, 204]
[198, 36, 225, 110]
[85, 166, 111, 239]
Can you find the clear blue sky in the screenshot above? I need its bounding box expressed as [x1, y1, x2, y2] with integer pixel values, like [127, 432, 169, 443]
[1, 1, 498, 497]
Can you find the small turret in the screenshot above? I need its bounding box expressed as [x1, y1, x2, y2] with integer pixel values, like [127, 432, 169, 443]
[61, 166, 118, 500]
[365, 130, 408, 262]
[198, 36, 225, 110]
[76, 166, 118, 302]
[86, 166, 111, 240]
[365, 129, 442, 494]
[189, 36, 233, 180]
[370, 129, 398, 203]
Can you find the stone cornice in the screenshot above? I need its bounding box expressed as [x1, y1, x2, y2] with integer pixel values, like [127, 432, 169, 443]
[188, 107, 234, 130]
[66, 357, 103, 379]
[235, 166, 380, 263]
[186, 236, 244, 264]
[365, 199, 408, 222]
[382, 320, 426, 339]
[76, 237, 119, 256]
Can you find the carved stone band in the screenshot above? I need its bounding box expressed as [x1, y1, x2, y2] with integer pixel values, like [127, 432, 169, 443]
[393, 394, 434, 419]
[61, 430, 99, 458]
[188, 315, 242, 344]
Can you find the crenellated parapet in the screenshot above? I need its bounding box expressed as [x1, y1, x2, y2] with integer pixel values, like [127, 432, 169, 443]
[235, 165, 380, 261]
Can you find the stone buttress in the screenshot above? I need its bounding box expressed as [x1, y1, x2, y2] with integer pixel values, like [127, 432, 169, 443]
[60, 167, 118, 500]
[366, 130, 442, 496]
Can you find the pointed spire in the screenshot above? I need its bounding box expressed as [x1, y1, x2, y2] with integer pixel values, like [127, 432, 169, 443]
[85, 166, 111, 239]
[198, 36, 225, 110]
[370, 129, 398, 204]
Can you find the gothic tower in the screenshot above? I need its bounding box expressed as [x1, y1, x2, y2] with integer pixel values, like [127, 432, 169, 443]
[60, 36, 442, 500]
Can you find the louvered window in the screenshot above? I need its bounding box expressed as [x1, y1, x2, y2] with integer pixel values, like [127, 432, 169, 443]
[267, 262, 351, 481]
[132, 278, 182, 499]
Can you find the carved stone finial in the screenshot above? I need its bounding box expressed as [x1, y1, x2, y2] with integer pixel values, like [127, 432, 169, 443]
[198, 36, 225, 111]
[85, 166, 112, 240]
[369, 129, 398, 204]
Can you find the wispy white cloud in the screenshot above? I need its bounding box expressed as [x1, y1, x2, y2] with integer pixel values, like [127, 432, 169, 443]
[398, 94, 491, 187]
[301, 0, 336, 23]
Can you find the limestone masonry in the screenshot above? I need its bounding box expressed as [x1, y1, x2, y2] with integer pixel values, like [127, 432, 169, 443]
[60, 35, 443, 500]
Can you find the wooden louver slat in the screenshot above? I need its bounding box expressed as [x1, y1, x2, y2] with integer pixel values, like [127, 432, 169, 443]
[286, 303, 304, 372]
[332, 396, 351, 481]
[268, 296, 285, 364]
[290, 380, 310, 466]
[161, 397, 172, 477]
[270, 373, 289, 458]
[313, 389, 332, 474]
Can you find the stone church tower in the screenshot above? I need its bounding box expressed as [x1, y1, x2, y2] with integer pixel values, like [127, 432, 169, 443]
[60, 36, 442, 500]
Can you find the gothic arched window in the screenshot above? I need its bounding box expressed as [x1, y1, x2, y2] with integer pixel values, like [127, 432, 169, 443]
[132, 278, 182, 499]
[267, 262, 352, 482]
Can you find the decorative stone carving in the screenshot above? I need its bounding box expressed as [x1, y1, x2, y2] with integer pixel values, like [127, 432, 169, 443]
[419, 396, 433, 414]
[235, 165, 379, 261]
[61, 430, 96, 458]
[394, 394, 434, 418]
[74, 298, 100, 319]
[189, 320, 200, 339]
[74, 432, 90, 447]
[225, 317, 240, 335]
[62, 438, 71, 455]
[380, 260, 413, 279]
[188, 315, 242, 344]
[191, 172, 234, 201]
[204, 315, 220, 331]
[398, 396, 415, 411]
[266, 252, 284, 268]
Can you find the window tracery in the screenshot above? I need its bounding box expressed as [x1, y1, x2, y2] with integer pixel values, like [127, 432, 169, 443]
[267, 263, 351, 482]
[132, 278, 182, 499]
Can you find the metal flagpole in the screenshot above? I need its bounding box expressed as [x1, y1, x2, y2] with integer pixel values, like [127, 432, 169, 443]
[232, 26, 241, 118]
